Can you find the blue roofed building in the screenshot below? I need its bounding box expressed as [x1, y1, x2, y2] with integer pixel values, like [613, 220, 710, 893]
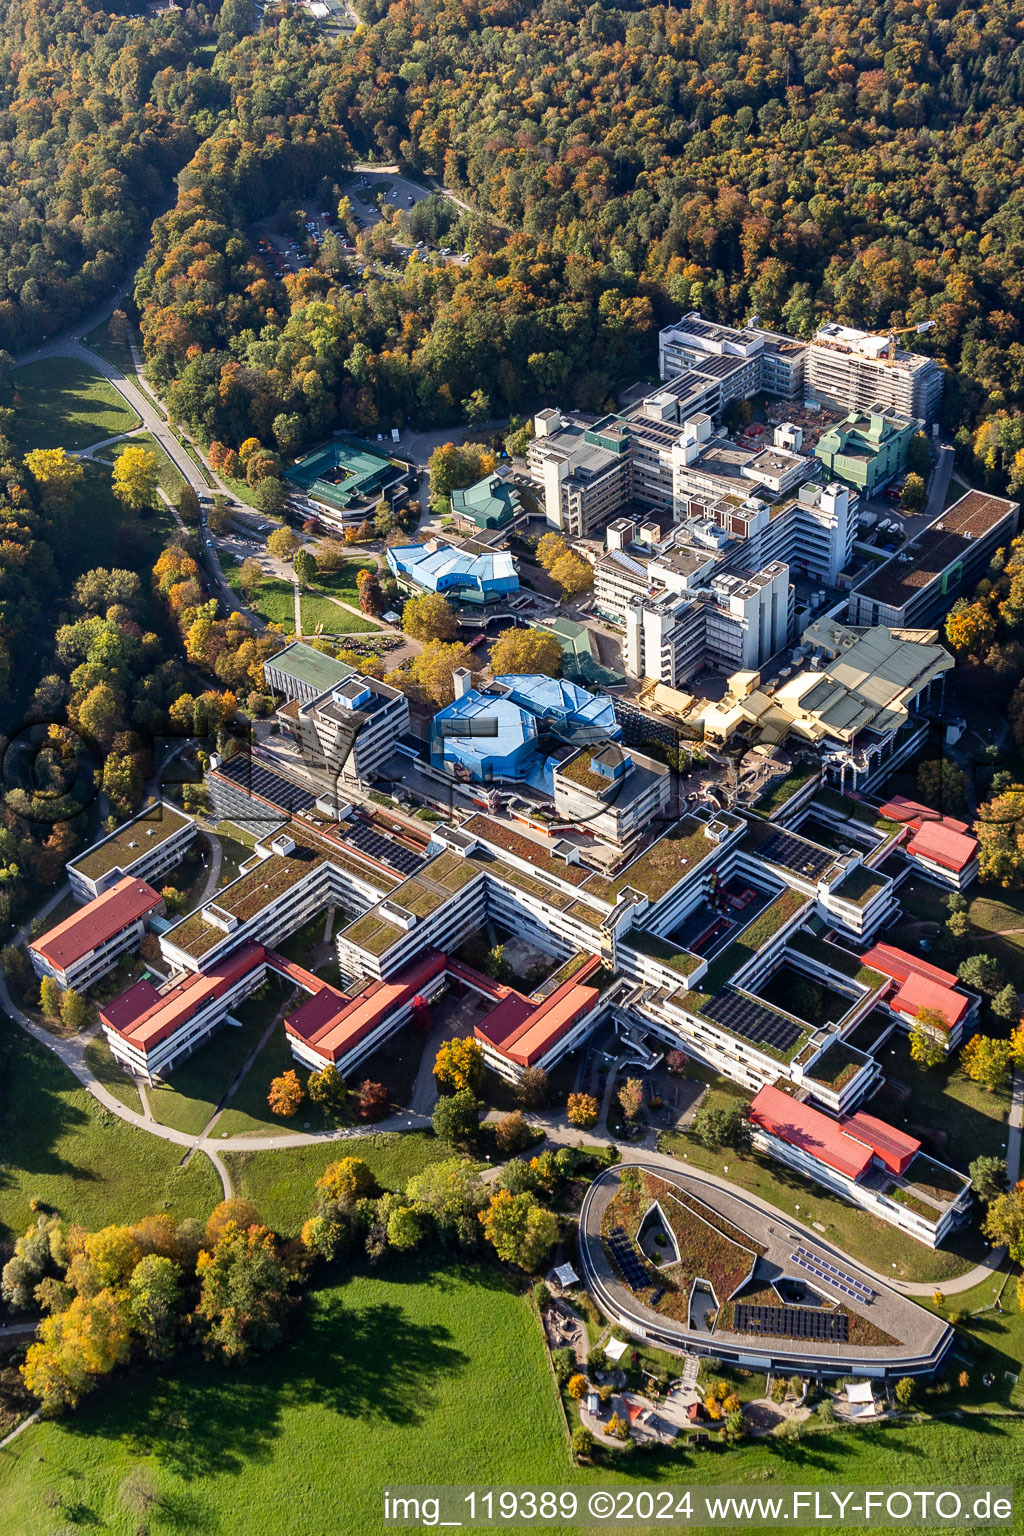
[386, 541, 519, 607]
[430, 670, 621, 783]
[492, 675, 618, 742]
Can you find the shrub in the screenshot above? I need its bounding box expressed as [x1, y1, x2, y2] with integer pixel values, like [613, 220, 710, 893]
[494, 1111, 534, 1155]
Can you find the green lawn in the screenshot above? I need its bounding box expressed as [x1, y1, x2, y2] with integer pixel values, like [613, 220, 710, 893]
[2, 1259, 1023, 1534]
[11, 357, 141, 452]
[223, 1131, 450, 1235]
[873, 1034, 1012, 1170]
[67, 461, 178, 588]
[0, 1028, 221, 1242]
[84, 1037, 143, 1116]
[0, 1262, 571, 1535]
[147, 992, 285, 1138]
[224, 564, 296, 631]
[300, 589, 379, 633]
[315, 559, 378, 604]
[113, 430, 187, 500]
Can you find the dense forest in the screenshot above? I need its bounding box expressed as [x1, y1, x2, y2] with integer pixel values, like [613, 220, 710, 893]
[0, 0, 224, 349]
[131, 0, 1024, 480]
[3, 0, 1024, 478]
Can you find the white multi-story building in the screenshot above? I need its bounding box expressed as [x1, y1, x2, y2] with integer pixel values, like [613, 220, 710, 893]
[622, 562, 791, 689]
[67, 801, 196, 902]
[31, 877, 164, 991]
[658, 313, 806, 400]
[807, 325, 943, 421]
[552, 746, 672, 848]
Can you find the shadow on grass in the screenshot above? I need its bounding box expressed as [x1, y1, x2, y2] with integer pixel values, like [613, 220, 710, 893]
[0, 1029, 99, 1239]
[61, 1275, 470, 1480]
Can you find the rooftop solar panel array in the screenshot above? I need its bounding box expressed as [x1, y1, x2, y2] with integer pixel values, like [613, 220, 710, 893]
[606, 1226, 649, 1292]
[759, 828, 833, 880]
[342, 821, 423, 878]
[792, 1247, 874, 1304]
[217, 754, 317, 813]
[703, 991, 804, 1055]
[733, 1303, 849, 1342]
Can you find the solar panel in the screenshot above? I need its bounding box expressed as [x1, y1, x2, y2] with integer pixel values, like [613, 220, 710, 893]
[792, 1247, 873, 1302]
[703, 991, 803, 1055]
[343, 821, 423, 877]
[733, 1303, 848, 1342]
[760, 829, 833, 880]
[217, 754, 317, 813]
[606, 1226, 649, 1292]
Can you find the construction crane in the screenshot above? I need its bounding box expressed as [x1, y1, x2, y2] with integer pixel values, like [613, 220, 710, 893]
[880, 319, 936, 365]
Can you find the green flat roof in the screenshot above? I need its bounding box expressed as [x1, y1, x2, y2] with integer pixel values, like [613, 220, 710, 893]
[71, 802, 193, 881]
[267, 641, 354, 694]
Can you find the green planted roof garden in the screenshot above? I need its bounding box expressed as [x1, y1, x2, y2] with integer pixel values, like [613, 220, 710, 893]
[689, 887, 809, 1001]
[830, 864, 889, 908]
[625, 928, 703, 977]
[71, 802, 192, 881]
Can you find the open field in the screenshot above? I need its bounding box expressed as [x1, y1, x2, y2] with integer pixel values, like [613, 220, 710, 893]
[84, 1037, 143, 1115]
[872, 1034, 1012, 1168]
[223, 564, 294, 630]
[1, 1258, 1023, 1535]
[11, 357, 140, 451]
[0, 1029, 221, 1242]
[300, 589, 380, 633]
[0, 1263, 570, 1535]
[223, 1131, 450, 1234]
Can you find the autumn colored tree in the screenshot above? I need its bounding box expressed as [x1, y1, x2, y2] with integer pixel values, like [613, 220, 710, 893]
[267, 1070, 306, 1117]
[195, 1221, 290, 1360]
[617, 1077, 645, 1121]
[58, 989, 89, 1033]
[394, 640, 475, 706]
[549, 551, 594, 597]
[983, 1186, 1024, 1261]
[22, 1289, 132, 1414]
[23, 448, 84, 522]
[205, 1199, 262, 1250]
[267, 526, 300, 562]
[536, 533, 570, 571]
[112, 447, 159, 514]
[945, 599, 996, 656]
[433, 1037, 485, 1095]
[961, 1033, 1013, 1093]
[402, 591, 458, 642]
[567, 1373, 588, 1400]
[316, 1157, 374, 1209]
[358, 1079, 390, 1120]
[307, 1063, 347, 1113]
[479, 1189, 558, 1271]
[489, 628, 562, 676]
[909, 1012, 947, 1070]
[567, 1092, 600, 1129]
[494, 1111, 533, 1155]
[39, 976, 62, 1019]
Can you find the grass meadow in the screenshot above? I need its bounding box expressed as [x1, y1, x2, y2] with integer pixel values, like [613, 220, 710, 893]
[11, 358, 140, 451]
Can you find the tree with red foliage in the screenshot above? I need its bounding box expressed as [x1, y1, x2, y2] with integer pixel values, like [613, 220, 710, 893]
[358, 1080, 390, 1120]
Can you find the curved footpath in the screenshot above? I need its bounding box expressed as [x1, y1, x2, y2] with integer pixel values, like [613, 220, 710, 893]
[2, 909, 1018, 1298]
